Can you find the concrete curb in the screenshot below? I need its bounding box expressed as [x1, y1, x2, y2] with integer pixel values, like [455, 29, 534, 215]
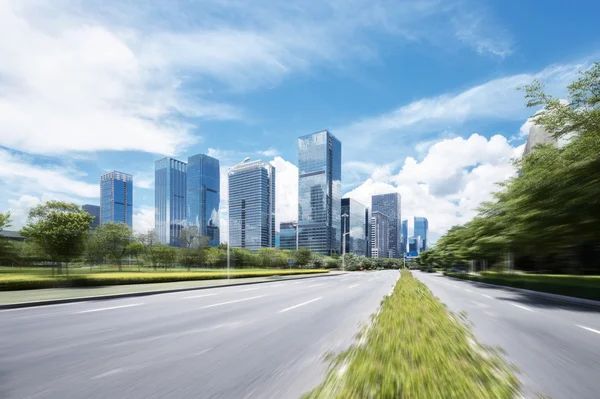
[443, 274, 600, 308]
[0, 272, 347, 310]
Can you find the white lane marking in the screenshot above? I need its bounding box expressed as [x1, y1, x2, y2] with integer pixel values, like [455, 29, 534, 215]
[75, 303, 143, 314]
[348, 284, 359, 289]
[576, 325, 600, 335]
[279, 297, 323, 313]
[308, 283, 325, 288]
[201, 295, 267, 309]
[239, 287, 261, 292]
[451, 284, 460, 288]
[185, 293, 217, 299]
[464, 288, 473, 293]
[511, 304, 533, 312]
[482, 294, 494, 299]
[91, 368, 124, 379]
[267, 283, 285, 287]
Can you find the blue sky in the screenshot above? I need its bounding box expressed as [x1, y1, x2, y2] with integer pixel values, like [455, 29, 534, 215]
[1, 0, 599, 242]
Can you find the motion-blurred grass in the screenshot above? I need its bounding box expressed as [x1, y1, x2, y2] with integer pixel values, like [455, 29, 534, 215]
[304, 269, 519, 399]
[445, 271, 600, 300]
[0, 269, 329, 291]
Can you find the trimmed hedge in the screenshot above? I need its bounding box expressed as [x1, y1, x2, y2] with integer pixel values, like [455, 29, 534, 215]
[0, 269, 329, 291]
[444, 272, 600, 301]
[304, 269, 519, 399]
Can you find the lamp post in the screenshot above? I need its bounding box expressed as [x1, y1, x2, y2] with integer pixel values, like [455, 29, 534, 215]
[341, 213, 349, 271]
[227, 157, 251, 280]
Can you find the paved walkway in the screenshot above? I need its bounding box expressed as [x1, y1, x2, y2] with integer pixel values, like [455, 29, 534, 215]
[0, 271, 345, 306]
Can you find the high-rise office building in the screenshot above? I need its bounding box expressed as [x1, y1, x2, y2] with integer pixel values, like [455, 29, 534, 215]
[82, 204, 100, 230]
[414, 216, 429, 251]
[371, 211, 389, 259]
[298, 130, 342, 255]
[280, 222, 297, 251]
[187, 154, 220, 247]
[408, 236, 422, 254]
[365, 208, 371, 258]
[371, 192, 401, 258]
[155, 158, 187, 246]
[401, 219, 408, 255]
[229, 160, 276, 251]
[341, 198, 367, 256]
[100, 171, 133, 228]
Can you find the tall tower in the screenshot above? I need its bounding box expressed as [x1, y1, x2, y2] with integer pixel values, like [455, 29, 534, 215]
[155, 158, 187, 246]
[371, 193, 401, 258]
[100, 171, 133, 228]
[297, 130, 342, 255]
[187, 154, 220, 247]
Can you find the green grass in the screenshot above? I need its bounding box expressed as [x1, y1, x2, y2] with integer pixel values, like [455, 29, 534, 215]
[304, 269, 519, 399]
[445, 271, 600, 301]
[0, 269, 329, 291]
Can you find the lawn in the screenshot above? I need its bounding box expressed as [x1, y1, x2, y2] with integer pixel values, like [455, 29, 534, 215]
[304, 269, 518, 399]
[445, 271, 600, 301]
[0, 268, 329, 291]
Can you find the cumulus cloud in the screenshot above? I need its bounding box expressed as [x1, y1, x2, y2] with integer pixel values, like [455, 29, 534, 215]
[0, 149, 97, 198]
[270, 156, 299, 228]
[344, 134, 520, 243]
[133, 205, 155, 234]
[259, 148, 280, 157]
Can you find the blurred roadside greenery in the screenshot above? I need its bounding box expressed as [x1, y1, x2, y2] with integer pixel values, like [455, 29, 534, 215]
[418, 62, 600, 275]
[304, 269, 519, 398]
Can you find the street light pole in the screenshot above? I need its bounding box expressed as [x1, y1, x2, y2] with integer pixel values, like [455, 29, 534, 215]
[227, 157, 251, 281]
[341, 213, 349, 271]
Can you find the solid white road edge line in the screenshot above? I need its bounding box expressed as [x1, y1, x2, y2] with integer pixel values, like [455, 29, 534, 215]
[75, 303, 143, 314]
[279, 297, 323, 313]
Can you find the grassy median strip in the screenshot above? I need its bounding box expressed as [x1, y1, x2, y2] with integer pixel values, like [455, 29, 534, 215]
[0, 269, 329, 291]
[445, 271, 600, 301]
[304, 269, 519, 399]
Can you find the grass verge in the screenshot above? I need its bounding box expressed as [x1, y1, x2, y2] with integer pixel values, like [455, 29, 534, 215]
[0, 269, 329, 291]
[445, 271, 600, 301]
[304, 269, 519, 399]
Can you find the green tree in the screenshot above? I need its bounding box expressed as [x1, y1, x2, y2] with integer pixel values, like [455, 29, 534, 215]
[96, 222, 132, 271]
[85, 231, 107, 267]
[293, 248, 312, 267]
[0, 211, 15, 265]
[21, 201, 93, 274]
[126, 241, 145, 271]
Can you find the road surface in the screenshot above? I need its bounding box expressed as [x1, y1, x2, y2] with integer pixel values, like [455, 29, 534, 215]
[415, 271, 600, 399]
[0, 270, 398, 399]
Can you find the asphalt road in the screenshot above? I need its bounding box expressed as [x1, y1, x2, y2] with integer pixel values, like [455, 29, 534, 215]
[415, 271, 600, 399]
[0, 270, 399, 399]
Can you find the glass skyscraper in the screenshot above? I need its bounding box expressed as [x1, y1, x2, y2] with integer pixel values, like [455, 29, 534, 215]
[370, 211, 389, 258]
[371, 193, 401, 258]
[187, 154, 220, 247]
[279, 222, 297, 251]
[229, 160, 276, 251]
[414, 216, 429, 251]
[82, 204, 100, 230]
[100, 171, 133, 228]
[155, 158, 187, 246]
[401, 219, 408, 255]
[298, 130, 342, 255]
[341, 198, 367, 256]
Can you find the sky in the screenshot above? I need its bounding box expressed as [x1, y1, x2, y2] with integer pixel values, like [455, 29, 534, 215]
[1, 0, 599, 244]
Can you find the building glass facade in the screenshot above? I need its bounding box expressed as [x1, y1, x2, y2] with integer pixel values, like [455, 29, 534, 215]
[401, 219, 408, 255]
[371, 193, 401, 258]
[229, 160, 276, 252]
[187, 154, 220, 247]
[298, 130, 342, 255]
[82, 204, 100, 230]
[365, 208, 371, 258]
[408, 236, 422, 254]
[280, 222, 297, 251]
[100, 171, 133, 228]
[370, 211, 389, 258]
[341, 198, 367, 256]
[155, 158, 187, 246]
[414, 216, 429, 251]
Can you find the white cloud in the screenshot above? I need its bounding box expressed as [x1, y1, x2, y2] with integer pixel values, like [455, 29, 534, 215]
[0, 149, 97, 198]
[259, 147, 280, 157]
[344, 134, 520, 243]
[270, 156, 299, 228]
[6, 195, 42, 229]
[340, 61, 589, 154]
[133, 205, 154, 234]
